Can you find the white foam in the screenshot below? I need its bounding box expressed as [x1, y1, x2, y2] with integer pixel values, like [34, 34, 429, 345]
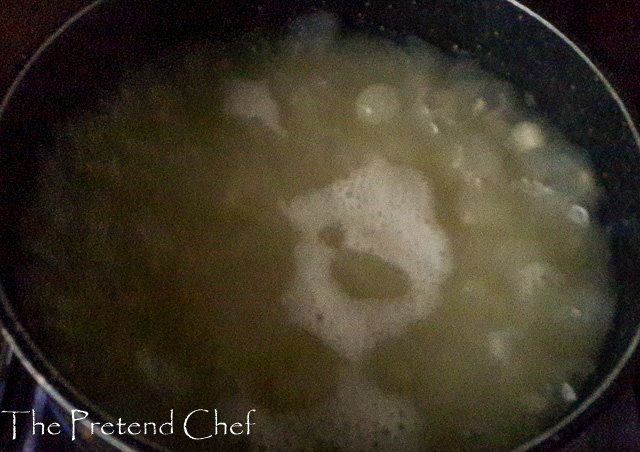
[244, 371, 422, 451]
[321, 371, 422, 451]
[282, 157, 452, 361]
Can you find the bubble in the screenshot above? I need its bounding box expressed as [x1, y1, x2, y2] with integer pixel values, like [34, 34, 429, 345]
[451, 142, 506, 185]
[356, 84, 401, 124]
[568, 204, 590, 226]
[488, 329, 519, 363]
[560, 382, 578, 403]
[571, 288, 616, 335]
[515, 147, 598, 205]
[447, 65, 517, 118]
[516, 262, 564, 301]
[223, 78, 284, 135]
[511, 121, 546, 152]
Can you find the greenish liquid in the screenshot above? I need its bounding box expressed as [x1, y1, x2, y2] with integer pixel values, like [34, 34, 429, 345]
[18, 13, 614, 452]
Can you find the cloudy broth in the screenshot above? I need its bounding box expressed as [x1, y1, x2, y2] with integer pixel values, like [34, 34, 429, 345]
[19, 12, 614, 451]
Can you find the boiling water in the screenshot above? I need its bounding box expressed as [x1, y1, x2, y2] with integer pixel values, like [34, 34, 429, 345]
[19, 11, 615, 451]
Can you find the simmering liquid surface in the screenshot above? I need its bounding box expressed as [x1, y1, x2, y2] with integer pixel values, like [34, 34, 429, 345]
[19, 12, 614, 451]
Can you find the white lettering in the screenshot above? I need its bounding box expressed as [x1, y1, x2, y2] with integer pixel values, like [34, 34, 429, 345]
[71, 409, 88, 441]
[128, 422, 141, 435]
[32, 410, 45, 435]
[101, 422, 114, 435]
[117, 418, 126, 435]
[1, 410, 30, 440]
[230, 422, 243, 435]
[143, 421, 156, 435]
[159, 410, 174, 435]
[183, 409, 212, 440]
[48, 422, 61, 435]
[246, 409, 256, 435]
[214, 409, 227, 435]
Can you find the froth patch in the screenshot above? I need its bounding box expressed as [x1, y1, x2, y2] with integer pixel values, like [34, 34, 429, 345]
[323, 371, 422, 451]
[282, 157, 452, 361]
[245, 371, 422, 452]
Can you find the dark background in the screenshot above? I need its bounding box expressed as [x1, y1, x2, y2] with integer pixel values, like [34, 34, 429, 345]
[1, 0, 638, 124]
[1, 0, 639, 113]
[522, 0, 640, 123]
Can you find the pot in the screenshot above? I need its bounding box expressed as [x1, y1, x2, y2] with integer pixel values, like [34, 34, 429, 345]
[0, 1, 639, 451]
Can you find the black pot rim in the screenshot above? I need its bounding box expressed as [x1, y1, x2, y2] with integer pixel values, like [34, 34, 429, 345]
[1, 1, 639, 451]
